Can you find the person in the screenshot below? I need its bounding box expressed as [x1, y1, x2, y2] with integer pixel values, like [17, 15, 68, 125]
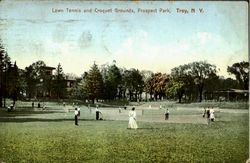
[7, 106, 11, 112]
[203, 107, 206, 118]
[88, 104, 91, 113]
[206, 107, 210, 118]
[210, 112, 215, 122]
[32, 102, 34, 108]
[38, 102, 40, 108]
[74, 108, 78, 126]
[165, 108, 169, 120]
[119, 107, 121, 113]
[159, 105, 162, 109]
[128, 106, 138, 129]
[77, 106, 80, 116]
[63, 102, 66, 107]
[42, 103, 46, 111]
[95, 105, 101, 120]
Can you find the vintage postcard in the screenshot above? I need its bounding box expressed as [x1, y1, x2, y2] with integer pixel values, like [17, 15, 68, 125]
[0, 0, 248, 162]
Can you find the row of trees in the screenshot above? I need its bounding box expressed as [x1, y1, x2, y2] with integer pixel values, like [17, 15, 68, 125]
[0, 39, 248, 106]
[0, 40, 20, 107]
[76, 60, 248, 103]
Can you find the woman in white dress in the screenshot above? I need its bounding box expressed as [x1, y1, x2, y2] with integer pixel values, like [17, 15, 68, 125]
[128, 107, 138, 129]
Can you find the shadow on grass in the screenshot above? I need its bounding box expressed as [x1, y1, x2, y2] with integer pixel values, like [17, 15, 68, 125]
[0, 118, 99, 123]
[127, 128, 161, 130]
[0, 110, 62, 117]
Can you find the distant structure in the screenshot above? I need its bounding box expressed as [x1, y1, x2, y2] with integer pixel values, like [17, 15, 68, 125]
[35, 65, 79, 99]
[36, 66, 55, 98]
[204, 89, 249, 101]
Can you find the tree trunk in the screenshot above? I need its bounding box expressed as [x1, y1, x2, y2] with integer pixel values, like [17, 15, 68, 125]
[199, 89, 202, 102]
[0, 92, 2, 107]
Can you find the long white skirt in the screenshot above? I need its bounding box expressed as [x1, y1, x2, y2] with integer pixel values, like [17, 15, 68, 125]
[128, 117, 138, 129]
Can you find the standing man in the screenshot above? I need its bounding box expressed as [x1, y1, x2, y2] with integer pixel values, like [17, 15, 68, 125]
[74, 108, 79, 126]
[95, 105, 101, 120]
[165, 108, 169, 120]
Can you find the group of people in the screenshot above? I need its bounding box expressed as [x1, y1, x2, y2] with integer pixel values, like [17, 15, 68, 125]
[203, 107, 215, 121]
[7, 104, 15, 112]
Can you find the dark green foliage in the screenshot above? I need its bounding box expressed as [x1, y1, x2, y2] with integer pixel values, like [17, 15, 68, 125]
[53, 63, 66, 99]
[24, 61, 47, 98]
[7, 62, 21, 104]
[227, 61, 249, 90]
[104, 64, 122, 100]
[0, 40, 5, 107]
[83, 63, 104, 103]
[123, 69, 144, 101]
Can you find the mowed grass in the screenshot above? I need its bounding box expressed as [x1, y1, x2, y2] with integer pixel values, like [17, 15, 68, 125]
[0, 102, 248, 163]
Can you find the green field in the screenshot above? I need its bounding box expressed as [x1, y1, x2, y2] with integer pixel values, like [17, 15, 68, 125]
[0, 101, 248, 162]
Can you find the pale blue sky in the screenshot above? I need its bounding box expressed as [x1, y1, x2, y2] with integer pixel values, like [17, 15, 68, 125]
[0, 1, 248, 77]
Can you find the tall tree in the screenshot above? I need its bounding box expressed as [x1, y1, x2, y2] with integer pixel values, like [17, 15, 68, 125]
[165, 78, 185, 103]
[186, 61, 217, 102]
[3, 53, 11, 107]
[53, 63, 66, 98]
[104, 64, 122, 100]
[0, 40, 5, 107]
[24, 61, 46, 98]
[141, 70, 153, 101]
[124, 69, 144, 101]
[145, 74, 154, 101]
[7, 62, 20, 105]
[227, 61, 249, 90]
[146, 73, 169, 101]
[83, 63, 104, 103]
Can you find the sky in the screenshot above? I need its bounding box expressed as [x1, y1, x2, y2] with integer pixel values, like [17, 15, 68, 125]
[0, 1, 248, 78]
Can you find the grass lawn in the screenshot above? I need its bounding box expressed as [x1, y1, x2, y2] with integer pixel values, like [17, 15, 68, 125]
[0, 101, 248, 162]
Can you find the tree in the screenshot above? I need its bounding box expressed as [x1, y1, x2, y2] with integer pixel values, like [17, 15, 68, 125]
[186, 61, 217, 102]
[165, 79, 185, 103]
[227, 61, 249, 90]
[83, 63, 104, 103]
[169, 65, 193, 102]
[7, 62, 21, 105]
[3, 53, 11, 107]
[123, 69, 144, 101]
[104, 64, 122, 100]
[146, 73, 169, 101]
[24, 61, 46, 98]
[53, 63, 66, 99]
[141, 70, 153, 101]
[145, 74, 154, 101]
[0, 40, 6, 107]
